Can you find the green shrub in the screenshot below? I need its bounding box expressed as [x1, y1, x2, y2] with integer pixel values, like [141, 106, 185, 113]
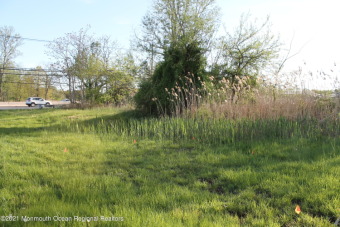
[134, 79, 158, 115]
[134, 41, 207, 116]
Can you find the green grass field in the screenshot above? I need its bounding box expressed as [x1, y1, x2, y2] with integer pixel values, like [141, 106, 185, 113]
[0, 107, 339, 226]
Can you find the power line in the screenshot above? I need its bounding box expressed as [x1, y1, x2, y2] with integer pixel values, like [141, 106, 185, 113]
[2, 81, 69, 86]
[2, 67, 118, 74]
[0, 34, 51, 43]
[3, 67, 64, 73]
[1, 72, 64, 77]
[0, 34, 130, 50]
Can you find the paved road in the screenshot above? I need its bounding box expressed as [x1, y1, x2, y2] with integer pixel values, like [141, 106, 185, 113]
[0, 106, 36, 110]
[0, 102, 67, 110]
[0, 106, 58, 110]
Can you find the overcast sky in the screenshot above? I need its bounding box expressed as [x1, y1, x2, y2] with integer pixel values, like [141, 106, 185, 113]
[1, 0, 339, 89]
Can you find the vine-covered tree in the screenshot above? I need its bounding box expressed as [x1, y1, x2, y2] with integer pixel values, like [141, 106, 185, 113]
[135, 0, 220, 115]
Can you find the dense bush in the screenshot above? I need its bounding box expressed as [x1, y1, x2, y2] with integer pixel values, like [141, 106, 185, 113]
[134, 79, 158, 115]
[134, 41, 207, 115]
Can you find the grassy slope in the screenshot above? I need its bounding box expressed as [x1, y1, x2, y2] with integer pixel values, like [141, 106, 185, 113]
[0, 108, 339, 226]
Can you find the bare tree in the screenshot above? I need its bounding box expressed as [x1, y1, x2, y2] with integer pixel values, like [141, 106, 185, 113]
[47, 27, 93, 103]
[0, 26, 23, 100]
[47, 27, 122, 103]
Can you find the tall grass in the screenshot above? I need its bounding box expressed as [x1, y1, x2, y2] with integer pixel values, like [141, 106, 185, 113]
[150, 71, 339, 122]
[57, 114, 339, 146]
[196, 90, 339, 121]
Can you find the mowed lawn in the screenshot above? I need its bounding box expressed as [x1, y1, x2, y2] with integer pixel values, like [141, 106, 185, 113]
[0, 108, 339, 226]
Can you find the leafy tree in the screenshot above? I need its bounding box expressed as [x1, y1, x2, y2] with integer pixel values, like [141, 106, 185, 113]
[103, 69, 134, 105]
[113, 52, 144, 84]
[0, 26, 23, 100]
[47, 27, 134, 104]
[213, 14, 281, 102]
[2, 70, 21, 101]
[74, 54, 104, 103]
[135, 0, 219, 75]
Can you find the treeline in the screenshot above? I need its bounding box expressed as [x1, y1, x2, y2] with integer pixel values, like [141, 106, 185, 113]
[1, 0, 309, 111]
[0, 67, 63, 101]
[0, 26, 141, 104]
[46, 27, 144, 105]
